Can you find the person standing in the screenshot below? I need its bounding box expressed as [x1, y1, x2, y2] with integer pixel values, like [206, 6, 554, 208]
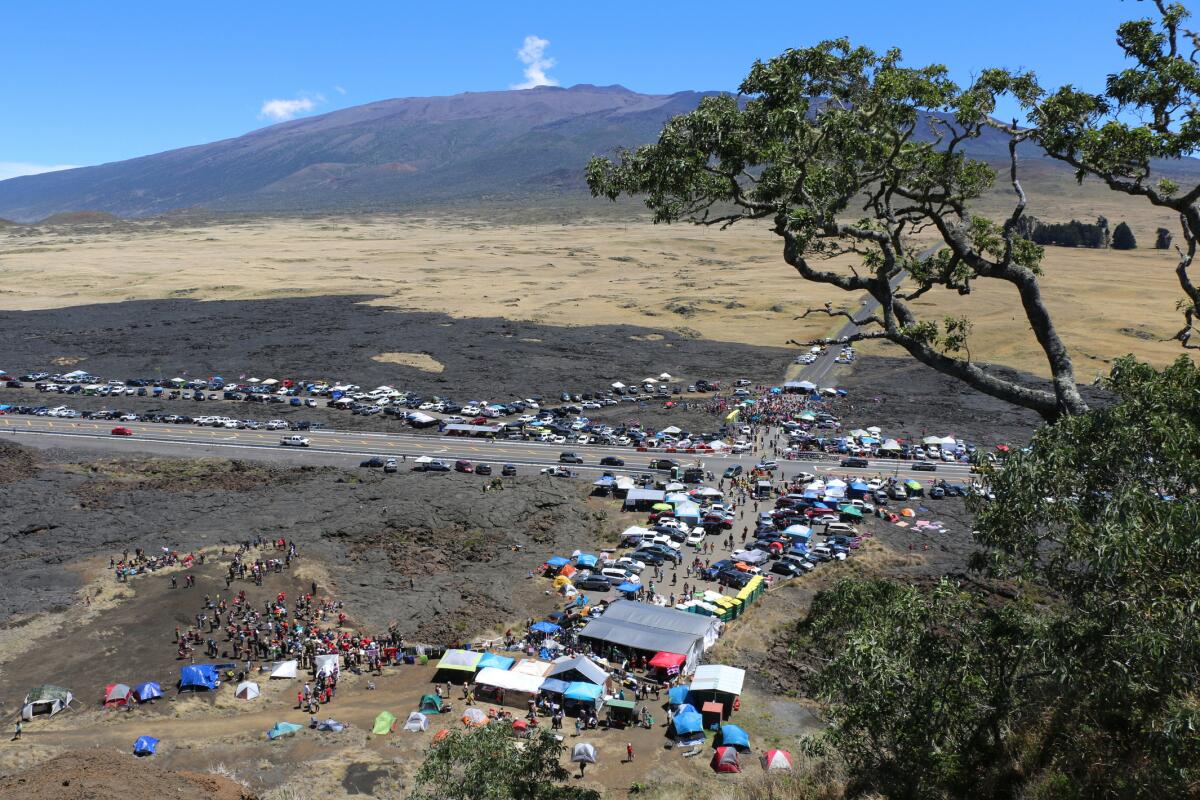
[626, 742, 635, 763]
[13, 720, 21, 740]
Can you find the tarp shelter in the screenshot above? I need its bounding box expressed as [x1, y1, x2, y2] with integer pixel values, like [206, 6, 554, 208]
[268, 721, 303, 740]
[718, 723, 751, 751]
[624, 488, 666, 510]
[712, 746, 742, 773]
[317, 719, 345, 732]
[269, 660, 298, 679]
[23, 685, 74, 720]
[435, 649, 483, 681]
[133, 682, 162, 703]
[690, 665, 746, 696]
[672, 709, 704, 738]
[372, 711, 397, 735]
[571, 742, 598, 764]
[564, 682, 604, 702]
[133, 736, 158, 756]
[476, 653, 515, 671]
[548, 655, 609, 686]
[235, 682, 260, 700]
[475, 667, 545, 695]
[575, 553, 599, 569]
[403, 712, 429, 732]
[539, 678, 569, 695]
[616, 581, 640, 595]
[880, 439, 902, 452]
[461, 707, 488, 727]
[104, 683, 133, 707]
[419, 694, 443, 714]
[178, 665, 220, 692]
[762, 749, 793, 772]
[314, 654, 340, 677]
[668, 685, 691, 707]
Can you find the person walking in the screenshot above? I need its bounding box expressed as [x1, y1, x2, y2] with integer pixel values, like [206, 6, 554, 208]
[13, 720, 22, 741]
[626, 742, 635, 763]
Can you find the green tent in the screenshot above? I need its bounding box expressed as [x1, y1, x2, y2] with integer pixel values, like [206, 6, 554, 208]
[419, 694, 443, 714]
[372, 710, 397, 735]
[837, 504, 863, 519]
[905, 480, 922, 491]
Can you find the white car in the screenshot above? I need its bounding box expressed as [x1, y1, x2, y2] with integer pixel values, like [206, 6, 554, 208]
[686, 530, 706, 547]
[266, 420, 289, 430]
[582, 401, 601, 410]
[613, 556, 646, 573]
[280, 435, 310, 447]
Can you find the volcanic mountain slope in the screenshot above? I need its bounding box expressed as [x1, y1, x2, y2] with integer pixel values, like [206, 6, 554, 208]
[0, 85, 717, 221]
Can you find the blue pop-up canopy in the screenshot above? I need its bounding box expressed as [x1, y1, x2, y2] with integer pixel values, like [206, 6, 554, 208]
[268, 721, 304, 740]
[476, 653, 515, 671]
[546, 556, 570, 568]
[540, 678, 569, 694]
[616, 582, 640, 594]
[668, 685, 690, 706]
[575, 554, 598, 568]
[133, 736, 158, 756]
[564, 682, 604, 702]
[530, 621, 561, 635]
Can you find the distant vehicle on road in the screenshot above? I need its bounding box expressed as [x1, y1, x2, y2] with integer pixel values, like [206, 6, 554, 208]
[559, 452, 584, 464]
[912, 461, 938, 471]
[599, 456, 625, 467]
[110, 426, 133, 436]
[840, 457, 869, 468]
[280, 435, 310, 447]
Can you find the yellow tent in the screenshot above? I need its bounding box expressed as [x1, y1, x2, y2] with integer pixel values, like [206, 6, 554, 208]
[552, 575, 573, 590]
[725, 409, 740, 422]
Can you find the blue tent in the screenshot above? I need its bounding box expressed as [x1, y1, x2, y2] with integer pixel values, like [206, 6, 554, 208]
[476, 653, 515, 671]
[718, 723, 751, 751]
[668, 685, 690, 706]
[268, 721, 304, 740]
[848, 481, 870, 498]
[546, 556, 570, 568]
[676, 703, 698, 716]
[178, 665, 219, 691]
[564, 682, 604, 702]
[615, 582, 640, 594]
[530, 621, 561, 635]
[673, 710, 704, 737]
[133, 736, 158, 756]
[575, 554, 598, 568]
[133, 682, 162, 702]
[540, 678, 569, 695]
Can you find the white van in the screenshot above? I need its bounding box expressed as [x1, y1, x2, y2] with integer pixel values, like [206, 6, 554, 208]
[280, 435, 310, 447]
[825, 522, 859, 536]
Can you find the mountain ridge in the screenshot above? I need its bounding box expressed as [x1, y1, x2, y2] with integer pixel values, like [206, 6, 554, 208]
[2, 83, 1196, 222]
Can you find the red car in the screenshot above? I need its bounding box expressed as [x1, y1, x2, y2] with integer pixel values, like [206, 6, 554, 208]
[110, 426, 134, 436]
[454, 459, 474, 473]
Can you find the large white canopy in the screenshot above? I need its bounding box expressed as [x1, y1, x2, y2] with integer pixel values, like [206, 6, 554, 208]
[314, 654, 340, 677]
[690, 664, 746, 696]
[512, 659, 554, 678]
[235, 681, 260, 700]
[474, 667, 545, 694]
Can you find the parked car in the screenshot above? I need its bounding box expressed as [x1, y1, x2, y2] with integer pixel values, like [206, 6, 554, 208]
[574, 575, 613, 591]
[455, 459, 475, 473]
[475, 463, 493, 476]
[423, 460, 451, 472]
[723, 465, 743, 478]
[771, 560, 805, 577]
[384, 458, 399, 473]
[360, 457, 387, 468]
[501, 464, 518, 477]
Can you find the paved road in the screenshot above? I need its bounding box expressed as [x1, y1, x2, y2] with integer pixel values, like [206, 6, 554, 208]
[0, 415, 974, 483]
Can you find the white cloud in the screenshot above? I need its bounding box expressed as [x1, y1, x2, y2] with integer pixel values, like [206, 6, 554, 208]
[259, 93, 325, 122]
[333, 85, 347, 95]
[511, 35, 558, 89]
[0, 162, 79, 182]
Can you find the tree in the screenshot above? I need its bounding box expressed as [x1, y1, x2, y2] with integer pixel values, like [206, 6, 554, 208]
[799, 356, 1200, 798]
[1156, 226, 1174, 248]
[587, 41, 1087, 420]
[409, 725, 600, 800]
[1002, 1, 1200, 346]
[1112, 221, 1138, 249]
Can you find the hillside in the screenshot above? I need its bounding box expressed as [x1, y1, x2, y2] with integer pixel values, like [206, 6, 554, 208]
[2, 83, 1198, 222]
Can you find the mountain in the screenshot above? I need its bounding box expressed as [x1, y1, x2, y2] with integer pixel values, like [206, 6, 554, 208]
[3, 83, 1197, 222]
[0, 85, 719, 222]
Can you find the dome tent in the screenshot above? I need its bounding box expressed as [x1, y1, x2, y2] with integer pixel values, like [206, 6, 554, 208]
[571, 742, 598, 764]
[133, 736, 158, 756]
[133, 682, 162, 703]
[235, 681, 260, 700]
[22, 685, 73, 720]
[711, 746, 741, 773]
[372, 711, 397, 735]
[762, 748, 793, 771]
[403, 712, 429, 732]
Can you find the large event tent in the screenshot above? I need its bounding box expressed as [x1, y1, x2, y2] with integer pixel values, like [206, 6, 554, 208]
[474, 666, 545, 695]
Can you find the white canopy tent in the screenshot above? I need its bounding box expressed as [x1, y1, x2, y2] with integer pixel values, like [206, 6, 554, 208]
[474, 667, 545, 695]
[512, 659, 554, 678]
[690, 664, 746, 696]
[314, 654, 340, 677]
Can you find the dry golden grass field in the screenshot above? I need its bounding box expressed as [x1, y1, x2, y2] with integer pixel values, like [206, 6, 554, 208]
[0, 191, 1193, 380]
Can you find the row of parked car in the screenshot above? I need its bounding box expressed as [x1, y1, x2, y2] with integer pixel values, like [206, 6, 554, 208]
[0, 404, 325, 432]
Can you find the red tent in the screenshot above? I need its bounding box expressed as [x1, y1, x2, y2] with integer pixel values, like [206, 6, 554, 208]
[648, 652, 686, 673]
[711, 746, 741, 773]
[762, 748, 793, 771]
[103, 684, 132, 707]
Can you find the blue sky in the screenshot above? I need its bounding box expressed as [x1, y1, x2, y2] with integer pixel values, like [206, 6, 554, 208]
[0, 0, 1153, 179]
